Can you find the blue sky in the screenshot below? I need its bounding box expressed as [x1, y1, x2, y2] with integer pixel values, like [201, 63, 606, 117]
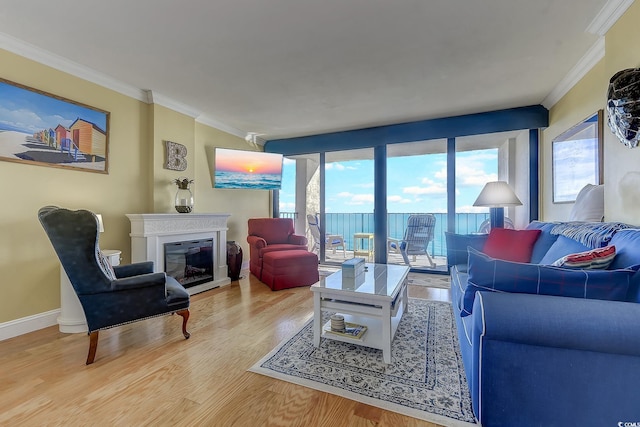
[279, 149, 498, 214]
[0, 81, 107, 133]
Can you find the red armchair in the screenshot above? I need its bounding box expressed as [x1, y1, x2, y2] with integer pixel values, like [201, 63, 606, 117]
[247, 218, 308, 279]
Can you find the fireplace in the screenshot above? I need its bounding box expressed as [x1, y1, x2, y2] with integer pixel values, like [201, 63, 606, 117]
[164, 239, 213, 288]
[126, 213, 231, 295]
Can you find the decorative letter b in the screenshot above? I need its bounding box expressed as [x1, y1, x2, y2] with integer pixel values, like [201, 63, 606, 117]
[164, 140, 187, 171]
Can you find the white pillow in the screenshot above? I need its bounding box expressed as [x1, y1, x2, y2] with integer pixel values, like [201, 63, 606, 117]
[569, 184, 604, 222]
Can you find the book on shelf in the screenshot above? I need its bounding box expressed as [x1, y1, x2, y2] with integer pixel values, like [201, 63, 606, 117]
[323, 322, 367, 340]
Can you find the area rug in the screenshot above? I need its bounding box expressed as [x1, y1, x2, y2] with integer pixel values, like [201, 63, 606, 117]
[407, 273, 451, 289]
[249, 298, 476, 426]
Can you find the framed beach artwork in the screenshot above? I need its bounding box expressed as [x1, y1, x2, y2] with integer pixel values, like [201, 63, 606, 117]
[0, 78, 110, 173]
[552, 110, 603, 203]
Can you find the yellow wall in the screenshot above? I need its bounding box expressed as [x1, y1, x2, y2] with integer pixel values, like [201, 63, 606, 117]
[542, 1, 640, 223]
[194, 123, 271, 257]
[601, 2, 640, 224]
[0, 48, 270, 325]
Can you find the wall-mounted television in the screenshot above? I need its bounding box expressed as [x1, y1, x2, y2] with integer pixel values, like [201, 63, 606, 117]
[213, 147, 283, 190]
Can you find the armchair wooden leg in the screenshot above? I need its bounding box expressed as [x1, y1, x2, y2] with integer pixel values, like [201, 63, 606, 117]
[177, 309, 191, 339]
[86, 331, 99, 365]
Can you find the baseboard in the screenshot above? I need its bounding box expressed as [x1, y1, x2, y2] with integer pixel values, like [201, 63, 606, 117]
[0, 309, 60, 342]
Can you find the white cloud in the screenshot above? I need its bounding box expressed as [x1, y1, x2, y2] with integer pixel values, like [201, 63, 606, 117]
[283, 157, 295, 165]
[348, 194, 374, 204]
[456, 205, 490, 213]
[338, 191, 374, 205]
[279, 202, 296, 211]
[326, 163, 345, 171]
[388, 195, 412, 204]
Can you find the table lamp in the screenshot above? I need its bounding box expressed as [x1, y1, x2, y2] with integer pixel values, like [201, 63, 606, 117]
[473, 181, 522, 229]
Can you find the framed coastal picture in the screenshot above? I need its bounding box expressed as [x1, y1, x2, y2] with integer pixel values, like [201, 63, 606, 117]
[552, 110, 603, 203]
[0, 78, 110, 173]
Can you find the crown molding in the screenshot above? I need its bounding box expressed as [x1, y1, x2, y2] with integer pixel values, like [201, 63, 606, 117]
[542, 37, 605, 109]
[146, 90, 201, 118]
[195, 115, 246, 139]
[0, 31, 246, 136]
[0, 32, 148, 102]
[586, 0, 635, 36]
[543, 0, 633, 109]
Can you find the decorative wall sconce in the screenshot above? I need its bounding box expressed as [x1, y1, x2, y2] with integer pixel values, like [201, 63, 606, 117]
[607, 68, 640, 148]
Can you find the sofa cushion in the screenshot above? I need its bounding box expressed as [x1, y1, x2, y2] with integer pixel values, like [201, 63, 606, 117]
[482, 228, 541, 263]
[462, 248, 635, 316]
[607, 229, 640, 303]
[539, 235, 590, 265]
[526, 221, 560, 263]
[551, 245, 616, 269]
[608, 229, 640, 270]
[445, 232, 488, 268]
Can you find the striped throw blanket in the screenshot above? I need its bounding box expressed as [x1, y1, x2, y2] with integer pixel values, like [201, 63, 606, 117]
[550, 222, 633, 248]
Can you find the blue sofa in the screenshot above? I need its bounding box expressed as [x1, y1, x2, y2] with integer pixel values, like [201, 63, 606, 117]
[447, 221, 640, 427]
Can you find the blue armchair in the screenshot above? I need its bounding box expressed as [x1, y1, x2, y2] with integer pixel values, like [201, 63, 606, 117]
[38, 206, 190, 364]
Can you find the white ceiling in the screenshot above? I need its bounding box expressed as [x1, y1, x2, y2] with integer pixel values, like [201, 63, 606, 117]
[0, 0, 626, 141]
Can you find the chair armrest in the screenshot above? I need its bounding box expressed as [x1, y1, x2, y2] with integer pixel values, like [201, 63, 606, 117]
[247, 235, 267, 249]
[471, 291, 640, 426]
[289, 234, 307, 245]
[110, 272, 167, 292]
[113, 261, 154, 278]
[474, 292, 640, 355]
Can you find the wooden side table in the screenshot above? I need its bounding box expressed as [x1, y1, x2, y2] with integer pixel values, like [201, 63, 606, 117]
[353, 232, 374, 261]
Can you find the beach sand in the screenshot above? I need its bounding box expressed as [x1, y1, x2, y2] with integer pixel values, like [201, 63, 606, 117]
[0, 130, 105, 171]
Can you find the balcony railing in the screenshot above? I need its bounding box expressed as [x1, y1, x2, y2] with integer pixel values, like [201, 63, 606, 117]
[280, 212, 489, 257]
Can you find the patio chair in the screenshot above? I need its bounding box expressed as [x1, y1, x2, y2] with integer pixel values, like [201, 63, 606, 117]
[478, 216, 515, 233]
[307, 214, 346, 257]
[387, 214, 436, 267]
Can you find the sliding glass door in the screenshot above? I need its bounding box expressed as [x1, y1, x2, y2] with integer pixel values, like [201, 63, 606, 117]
[386, 140, 448, 271]
[277, 130, 529, 270]
[324, 149, 374, 264]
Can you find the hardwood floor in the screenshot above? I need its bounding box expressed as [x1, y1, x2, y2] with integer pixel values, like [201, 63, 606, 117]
[0, 271, 452, 426]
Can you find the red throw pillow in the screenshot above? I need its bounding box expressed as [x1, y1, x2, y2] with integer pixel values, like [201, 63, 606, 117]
[482, 228, 541, 263]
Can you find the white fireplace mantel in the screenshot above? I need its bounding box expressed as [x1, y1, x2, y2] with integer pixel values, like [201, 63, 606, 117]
[126, 213, 232, 294]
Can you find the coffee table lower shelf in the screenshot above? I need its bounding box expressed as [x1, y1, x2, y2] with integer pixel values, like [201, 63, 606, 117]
[317, 300, 405, 359]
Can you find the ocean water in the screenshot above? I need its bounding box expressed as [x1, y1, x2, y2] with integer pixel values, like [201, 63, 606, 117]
[214, 171, 282, 190]
[290, 212, 490, 257]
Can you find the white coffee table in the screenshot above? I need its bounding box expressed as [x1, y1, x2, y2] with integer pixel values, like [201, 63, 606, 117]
[310, 263, 409, 364]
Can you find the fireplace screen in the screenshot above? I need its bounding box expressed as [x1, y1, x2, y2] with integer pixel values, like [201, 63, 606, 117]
[164, 239, 214, 288]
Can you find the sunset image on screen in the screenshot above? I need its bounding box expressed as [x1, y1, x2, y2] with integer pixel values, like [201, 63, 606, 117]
[214, 148, 283, 190]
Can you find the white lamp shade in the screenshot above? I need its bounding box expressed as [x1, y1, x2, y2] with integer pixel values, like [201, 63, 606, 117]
[96, 214, 105, 233]
[473, 181, 522, 207]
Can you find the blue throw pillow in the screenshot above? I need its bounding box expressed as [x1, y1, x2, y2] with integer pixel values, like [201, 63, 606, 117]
[462, 247, 636, 317]
[539, 235, 590, 265]
[526, 221, 559, 264]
